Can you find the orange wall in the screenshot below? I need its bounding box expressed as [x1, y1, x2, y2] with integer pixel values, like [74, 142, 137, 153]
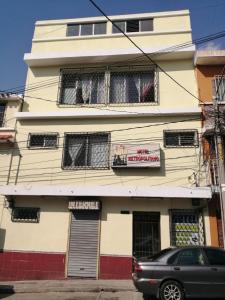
[196, 65, 224, 102]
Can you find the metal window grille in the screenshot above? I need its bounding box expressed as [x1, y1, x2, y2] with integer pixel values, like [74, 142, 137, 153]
[63, 133, 110, 169]
[0, 104, 6, 127]
[28, 133, 58, 148]
[133, 212, 160, 258]
[164, 130, 198, 147]
[109, 71, 155, 103]
[59, 68, 157, 105]
[213, 76, 225, 102]
[12, 207, 40, 223]
[170, 209, 205, 247]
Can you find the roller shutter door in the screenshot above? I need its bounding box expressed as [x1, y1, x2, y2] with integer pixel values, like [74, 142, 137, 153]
[67, 210, 100, 278]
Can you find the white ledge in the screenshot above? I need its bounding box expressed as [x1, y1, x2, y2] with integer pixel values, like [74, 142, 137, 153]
[24, 45, 195, 66]
[16, 107, 201, 120]
[0, 128, 16, 132]
[0, 185, 211, 199]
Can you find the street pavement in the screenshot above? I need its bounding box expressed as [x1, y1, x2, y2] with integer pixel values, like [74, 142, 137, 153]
[0, 280, 144, 300]
[0, 291, 144, 299]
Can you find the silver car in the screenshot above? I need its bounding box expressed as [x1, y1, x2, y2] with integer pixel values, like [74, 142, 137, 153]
[133, 246, 225, 300]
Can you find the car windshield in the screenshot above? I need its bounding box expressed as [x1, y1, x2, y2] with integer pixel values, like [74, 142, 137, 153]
[148, 248, 173, 260]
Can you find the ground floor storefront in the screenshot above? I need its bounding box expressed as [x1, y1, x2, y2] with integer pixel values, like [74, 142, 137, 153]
[0, 187, 212, 281]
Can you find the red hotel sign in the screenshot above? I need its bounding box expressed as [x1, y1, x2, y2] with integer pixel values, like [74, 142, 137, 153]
[112, 144, 160, 168]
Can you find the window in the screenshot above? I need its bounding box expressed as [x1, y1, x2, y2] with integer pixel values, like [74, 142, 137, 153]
[110, 71, 155, 103]
[170, 210, 205, 247]
[67, 22, 106, 36]
[28, 133, 58, 149]
[0, 103, 6, 127]
[12, 207, 40, 223]
[59, 68, 157, 105]
[177, 248, 205, 266]
[204, 248, 225, 266]
[164, 130, 198, 147]
[63, 133, 110, 169]
[213, 76, 225, 102]
[60, 72, 105, 105]
[112, 19, 153, 34]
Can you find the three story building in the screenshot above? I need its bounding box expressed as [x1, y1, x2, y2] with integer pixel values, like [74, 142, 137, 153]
[0, 10, 211, 280]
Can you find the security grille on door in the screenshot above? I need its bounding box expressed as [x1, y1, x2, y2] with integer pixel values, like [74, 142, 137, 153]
[170, 209, 205, 246]
[133, 212, 160, 258]
[67, 210, 100, 278]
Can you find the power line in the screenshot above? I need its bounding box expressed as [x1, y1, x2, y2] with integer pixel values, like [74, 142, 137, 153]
[88, 0, 209, 105]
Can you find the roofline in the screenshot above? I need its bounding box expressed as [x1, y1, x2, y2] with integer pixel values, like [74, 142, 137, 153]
[35, 10, 190, 26]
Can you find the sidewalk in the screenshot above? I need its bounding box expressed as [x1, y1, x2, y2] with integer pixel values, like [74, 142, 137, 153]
[0, 279, 135, 294]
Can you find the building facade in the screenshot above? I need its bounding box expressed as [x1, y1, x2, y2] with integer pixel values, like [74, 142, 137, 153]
[195, 50, 225, 248]
[0, 93, 22, 261]
[0, 11, 212, 280]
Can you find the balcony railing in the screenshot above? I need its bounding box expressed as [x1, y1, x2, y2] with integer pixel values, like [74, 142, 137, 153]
[58, 67, 158, 105]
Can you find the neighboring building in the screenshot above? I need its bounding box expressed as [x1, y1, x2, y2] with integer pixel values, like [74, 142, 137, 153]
[0, 10, 211, 281]
[195, 50, 225, 248]
[0, 92, 22, 253]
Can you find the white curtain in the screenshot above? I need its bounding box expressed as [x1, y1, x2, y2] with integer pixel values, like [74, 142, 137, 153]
[81, 74, 91, 104]
[68, 137, 85, 166]
[88, 136, 108, 167]
[90, 74, 105, 104]
[110, 74, 126, 103]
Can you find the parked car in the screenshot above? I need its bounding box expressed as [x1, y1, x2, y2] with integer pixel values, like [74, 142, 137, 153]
[132, 246, 225, 300]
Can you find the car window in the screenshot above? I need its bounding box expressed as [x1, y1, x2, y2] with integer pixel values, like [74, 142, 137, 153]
[177, 248, 205, 266]
[148, 248, 173, 261]
[204, 249, 225, 266]
[167, 252, 179, 265]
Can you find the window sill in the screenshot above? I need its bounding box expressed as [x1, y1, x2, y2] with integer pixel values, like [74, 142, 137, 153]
[57, 102, 158, 108]
[62, 166, 110, 170]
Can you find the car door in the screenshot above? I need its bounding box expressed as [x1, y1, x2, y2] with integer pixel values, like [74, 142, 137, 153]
[172, 248, 212, 298]
[202, 248, 225, 297]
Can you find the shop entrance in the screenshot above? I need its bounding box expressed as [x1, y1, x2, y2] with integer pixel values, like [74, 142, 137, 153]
[67, 210, 100, 278]
[133, 212, 160, 258]
[170, 209, 205, 246]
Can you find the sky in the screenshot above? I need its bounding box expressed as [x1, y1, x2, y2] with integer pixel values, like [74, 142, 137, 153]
[0, 0, 225, 91]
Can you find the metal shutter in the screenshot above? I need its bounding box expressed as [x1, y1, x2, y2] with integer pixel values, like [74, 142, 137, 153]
[67, 210, 100, 278]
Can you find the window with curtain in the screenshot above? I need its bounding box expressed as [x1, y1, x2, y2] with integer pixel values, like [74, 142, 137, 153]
[63, 133, 109, 169]
[213, 76, 225, 102]
[109, 71, 155, 103]
[59, 68, 157, 105]
[60, 72, 105, 104]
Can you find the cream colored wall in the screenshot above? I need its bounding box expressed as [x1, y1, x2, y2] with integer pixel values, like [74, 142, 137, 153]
[23, 59, 197, 112]
[31, 33, 192, 54]
[154, 15, 191, 32]
[100, 197, 210, 256]
[1, 196, 210, 254]
[0, 145, 13, 186]
[33, 14, 191, 40]
[1, 196, 69, 252]
[8, 116, 203, 188]
[3, 100, 19, 128]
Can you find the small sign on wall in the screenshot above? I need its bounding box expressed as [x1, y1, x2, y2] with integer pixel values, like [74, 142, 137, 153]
[68, 200, 101, 210]
[112, 143, 160, 168]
